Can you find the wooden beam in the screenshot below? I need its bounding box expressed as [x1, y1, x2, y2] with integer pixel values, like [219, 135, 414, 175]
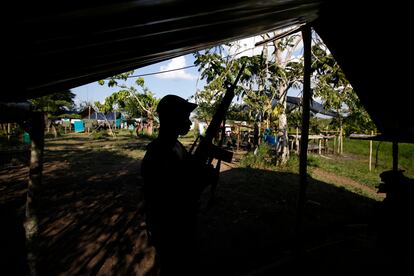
[295, 24, 311, 250]
[255, 24, 304, 47]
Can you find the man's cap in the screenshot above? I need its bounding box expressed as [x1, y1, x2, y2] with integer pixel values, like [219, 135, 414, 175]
[156, 94, 197, 116]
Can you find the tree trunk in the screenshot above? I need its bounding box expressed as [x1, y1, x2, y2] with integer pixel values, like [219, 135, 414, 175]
[258, 122, 261, 145]
[51, 123, 58, 138]
[24, 112, 45, 276]
[277, 90, 289, 165]
[146, 119, 154, 136]
[260, 37, 268, 135]
[44, 114, 50, 133]
[273, 36, 290, 165]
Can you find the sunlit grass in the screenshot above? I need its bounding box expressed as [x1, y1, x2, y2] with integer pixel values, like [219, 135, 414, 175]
[239, 138, 414, 197]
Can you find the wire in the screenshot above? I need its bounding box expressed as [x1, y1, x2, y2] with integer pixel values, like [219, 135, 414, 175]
[111, 65, 197, 79]
[113, 37, 286, 80]
[108, 45, 261, 80]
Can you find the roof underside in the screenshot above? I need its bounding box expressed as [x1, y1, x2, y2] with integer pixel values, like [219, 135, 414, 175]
[5, 0, 413, 142]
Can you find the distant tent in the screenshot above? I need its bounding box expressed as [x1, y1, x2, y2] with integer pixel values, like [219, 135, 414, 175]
[80, 110, 123, 121]
[272, 96, 339, 117]
[241, 95, 339, 119]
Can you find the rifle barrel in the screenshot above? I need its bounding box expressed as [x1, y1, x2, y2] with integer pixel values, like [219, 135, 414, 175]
[193, 63, 246, 163]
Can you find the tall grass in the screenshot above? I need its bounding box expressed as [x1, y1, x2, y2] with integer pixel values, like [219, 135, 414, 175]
[343, 139, 414, 177]
[240, 138, 414, 190]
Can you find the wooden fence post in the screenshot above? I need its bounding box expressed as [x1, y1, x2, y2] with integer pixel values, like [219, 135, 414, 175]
[369, 131, 373, 171]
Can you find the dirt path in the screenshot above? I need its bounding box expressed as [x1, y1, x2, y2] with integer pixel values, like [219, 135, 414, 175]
[311, 167, 384, 201]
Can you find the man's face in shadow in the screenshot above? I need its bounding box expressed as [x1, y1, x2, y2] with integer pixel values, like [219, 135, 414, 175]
[175, 112, 192, 136]
[161, 111, 192, 136]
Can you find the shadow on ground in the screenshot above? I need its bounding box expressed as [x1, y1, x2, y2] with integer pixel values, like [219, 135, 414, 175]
[0, 136, 400, 275]
[198, 167, 388, 276]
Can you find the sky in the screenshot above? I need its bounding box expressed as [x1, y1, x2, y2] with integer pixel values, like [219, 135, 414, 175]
[72, 31, 304, 107]
[72, 54, 204, 106]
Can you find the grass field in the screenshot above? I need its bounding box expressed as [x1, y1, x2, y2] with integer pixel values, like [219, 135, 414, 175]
[307, 138, 414, 189]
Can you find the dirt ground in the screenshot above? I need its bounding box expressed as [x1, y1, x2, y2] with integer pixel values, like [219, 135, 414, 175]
[0, 134, 398, 275]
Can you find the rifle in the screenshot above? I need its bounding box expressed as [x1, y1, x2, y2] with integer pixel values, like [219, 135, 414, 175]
[190, 63, 246, 208]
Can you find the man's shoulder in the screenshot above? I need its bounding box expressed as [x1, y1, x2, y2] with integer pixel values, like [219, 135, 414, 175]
[146, 138, 173, 150]
[144, 139, 163, 157]
[144, 138, 178, 159]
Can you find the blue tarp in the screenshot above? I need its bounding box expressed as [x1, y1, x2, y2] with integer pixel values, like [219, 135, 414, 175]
[266, 135, 277, 145]
[263, 128, 277, 145]
[74, 120, 85, 132]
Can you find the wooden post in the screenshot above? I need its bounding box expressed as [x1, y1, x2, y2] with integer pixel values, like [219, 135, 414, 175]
[333, 135, 336, 155]
[296, 127, 299, 154]
[88, 105, 91, 133]
[295, 24, 311, 253]
[318, 139, 321, 155]
[24, 112, 45, 276]
[340, 126, 343, 155]
[337, 130, 340, 154]
[237, 125, 240, 152]
[369, 131, 373, 171]
[392, 140, 398, 171]
[7, 122, 11, 141]
[337, 127, 343, 154]
[114, 111, 117, 130]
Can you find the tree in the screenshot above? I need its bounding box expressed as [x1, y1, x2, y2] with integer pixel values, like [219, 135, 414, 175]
[311, 33, 376, 136]
[98, 74, 158, 135]
[30, 90, 75, 117]
[268, 30, 303, 165]
[193, 45, 250, 124]
[29, 90, 76, 136]
[239, 45, 270, 140]
[193, 32, 303, 166]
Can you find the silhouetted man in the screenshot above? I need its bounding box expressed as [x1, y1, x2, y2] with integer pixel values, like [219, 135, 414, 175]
[141, 94, 216, 275]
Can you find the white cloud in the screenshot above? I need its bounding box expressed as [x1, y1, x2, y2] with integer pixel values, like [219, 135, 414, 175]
[227, 26, 305, 61]
[226, 36, 265, 58]
[156, 56, 197, 80]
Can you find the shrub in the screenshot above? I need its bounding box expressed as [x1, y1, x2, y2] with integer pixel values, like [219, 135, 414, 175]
[91, 130, 109, 140]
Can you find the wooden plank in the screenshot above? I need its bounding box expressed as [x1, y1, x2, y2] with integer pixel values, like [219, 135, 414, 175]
[350, 133, 414, 143]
